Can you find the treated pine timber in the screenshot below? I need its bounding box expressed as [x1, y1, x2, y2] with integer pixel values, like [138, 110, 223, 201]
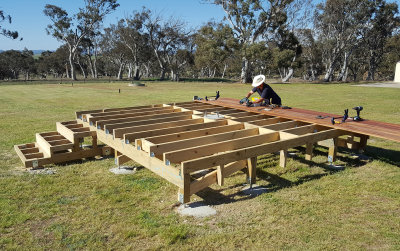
[145, 127, 259, 157]
[113, 118, 204, 139]
[56, 122, 95, 142]
[164, 132, 280, 164]
[87, 106, 176, 126]
[104, 113, 194, 133]
[123, 120, 228, 144]
[95, 108, 182, 129]
[181, 129, 345, 173]
[201, 98, 400, 142]
[190, 160, 247, 195]
[96, 129, 183, 188]
[144, 123, 244, 145]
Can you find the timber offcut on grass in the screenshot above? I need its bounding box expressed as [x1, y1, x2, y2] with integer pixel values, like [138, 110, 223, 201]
[14, 98, 400, 203]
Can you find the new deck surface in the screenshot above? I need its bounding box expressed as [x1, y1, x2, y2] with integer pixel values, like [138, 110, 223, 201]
[203, 98, 400, 142]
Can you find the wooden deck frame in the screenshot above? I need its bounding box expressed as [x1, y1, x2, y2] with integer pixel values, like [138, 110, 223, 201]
[15, 99, 400, 203]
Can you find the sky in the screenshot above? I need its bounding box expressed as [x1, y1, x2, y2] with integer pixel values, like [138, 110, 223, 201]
[0, 0, 225, 51]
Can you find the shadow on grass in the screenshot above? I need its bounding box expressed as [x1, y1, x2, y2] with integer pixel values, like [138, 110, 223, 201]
[364, 145, 400, 167]
[195, 147, 371, 206]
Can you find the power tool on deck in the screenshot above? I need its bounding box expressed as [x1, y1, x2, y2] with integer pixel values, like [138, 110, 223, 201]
[194, 91, 220, 101]
[331, 109, 349, 125]
[352, 106, 363, 121]
[205, 91, 220, 101]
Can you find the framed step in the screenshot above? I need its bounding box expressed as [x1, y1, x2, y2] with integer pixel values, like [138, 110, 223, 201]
[14, 143, 49, 168]
[36, 132, 74, 157]
[56, 121, 96, 143]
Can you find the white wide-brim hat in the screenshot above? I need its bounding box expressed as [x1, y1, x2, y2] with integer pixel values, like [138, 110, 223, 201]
[252, 75, 265, 87]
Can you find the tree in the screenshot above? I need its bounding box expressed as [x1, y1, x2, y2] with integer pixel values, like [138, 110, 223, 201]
[296, 29, 322, 81]
[100, 25, 131, 79]
[0, 10, 19, 39]
[194, 22, 238, 78]
[211, 0, 306, 83]
[116, 8, 152, 80]
[44, 0, 119, 80]
[145, 11, 191, 80]
[362, 0, 400, 80]
[314, 0, 374, 82]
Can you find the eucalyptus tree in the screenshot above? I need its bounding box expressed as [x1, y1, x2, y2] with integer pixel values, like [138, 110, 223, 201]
[145, 12, 191, 80]
[116, 9, 152, 80]
[0, 10, 19, 39]
[361, 0, 400, 80]
[194, 22, 238, 78]
[100, 25, 130, 79]
[211, 0, 308, 83]
[314, 0, 375, 82]
[44, 0, 119, 80]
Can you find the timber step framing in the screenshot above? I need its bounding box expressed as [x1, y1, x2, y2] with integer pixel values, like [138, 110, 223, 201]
[15, 100, 396, 203]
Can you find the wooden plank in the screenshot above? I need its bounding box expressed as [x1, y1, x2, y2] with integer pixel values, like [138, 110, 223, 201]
[263, 121, 308, 131]
[181, 129, 345, 172]
[88, 106, 174, 125]
[113, 118, 204, 139]
[146, 127, 259, 157]
[96, 130, 183, 188]
[249, 117, 290, 126]
[116, 154, 131, 166]
[164, 132, 280, 164]
[76, 109, 103, 120]
[231, 114, 270, 122]
[217, 165, 224, 186]
[144, 123, 242, 144]
[96, 108, 181, 129]
[103, 104, 162, 112]
[36, 133, 52, 157]
[189, 160, 247, 195]
[104, 113, 193, 133]
[91, 105, 173, 117]
[123, 120, 227, 144]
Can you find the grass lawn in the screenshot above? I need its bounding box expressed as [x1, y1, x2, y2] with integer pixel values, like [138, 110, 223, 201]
[0, 80, 399, 249]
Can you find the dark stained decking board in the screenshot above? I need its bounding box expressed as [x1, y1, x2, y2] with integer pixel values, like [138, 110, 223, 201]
[201, 98, 400, 143]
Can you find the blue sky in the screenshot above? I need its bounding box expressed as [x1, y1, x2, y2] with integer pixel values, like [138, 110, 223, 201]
[0, 0, 225, 50]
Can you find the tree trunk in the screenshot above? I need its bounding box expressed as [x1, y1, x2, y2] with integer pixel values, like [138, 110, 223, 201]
[133, 63, 140, 80]
[337, 51, 351, 82]
[78, 61, 86, 79]
[171, 69, 179, 81]
[69, 52, 76, 80]
[240, 57, 252, 83]
[222, 64, 227, 79]
[65, 63, 70, 79]
[366, 51, 376, 81]
[323, 59, 336, 82]
[117, 62, 124, 80]
[282, 68, 294, 82]
[160, 68, 166, 80]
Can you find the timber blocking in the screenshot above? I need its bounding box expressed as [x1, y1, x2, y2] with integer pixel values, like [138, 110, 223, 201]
[15, 99, 400, 203]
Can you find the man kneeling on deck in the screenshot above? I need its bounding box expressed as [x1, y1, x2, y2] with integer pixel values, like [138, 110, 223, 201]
[239, 74, 282, 107]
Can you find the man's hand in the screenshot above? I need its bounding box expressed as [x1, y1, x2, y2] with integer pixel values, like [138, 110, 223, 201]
[239, 97, 248, 104]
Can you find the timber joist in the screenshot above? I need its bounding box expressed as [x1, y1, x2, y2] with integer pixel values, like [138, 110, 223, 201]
[15, 98, 400, 203]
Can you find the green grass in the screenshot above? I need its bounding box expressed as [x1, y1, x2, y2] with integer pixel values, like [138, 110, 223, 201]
[1, 81, 400, 249]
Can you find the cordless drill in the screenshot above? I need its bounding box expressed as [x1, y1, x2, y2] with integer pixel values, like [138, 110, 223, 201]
[352, 106, 363, 121]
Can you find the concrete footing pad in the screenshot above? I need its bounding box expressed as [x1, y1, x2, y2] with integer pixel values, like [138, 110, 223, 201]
[241, 184, 268, 196]
[109, 166, 136, 174]
[177, 202, 216, 218]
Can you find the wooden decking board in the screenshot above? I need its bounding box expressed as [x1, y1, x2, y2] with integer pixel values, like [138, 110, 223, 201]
[200, 98, 400, 142]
